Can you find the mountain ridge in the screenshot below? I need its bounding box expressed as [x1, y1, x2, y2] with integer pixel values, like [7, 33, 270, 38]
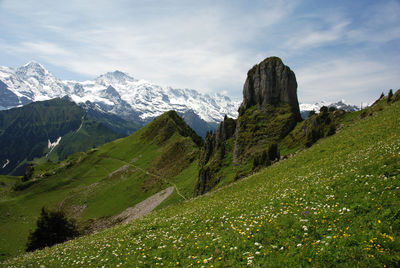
[0, 109, 202, 258]
[3, 86, 399, 267]
[0, 61, 361, 125]
[0, 98, 138, 175]
[0, 62, 241, 124]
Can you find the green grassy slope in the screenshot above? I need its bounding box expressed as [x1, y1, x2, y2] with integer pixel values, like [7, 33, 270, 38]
[45, 118, 124, 163]
[0, 111, 201, 260]
[4, 100, 399, 266]
[195, 102, 301, 195]
[0, 98, 135, 175]
[0, 98, 85, 175]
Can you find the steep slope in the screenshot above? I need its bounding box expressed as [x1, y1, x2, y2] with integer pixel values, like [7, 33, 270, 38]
[0, 111, 201, 259]
[195, 57, 302, 195]
[181, 110, 215, 138]
[4, 91, 400, 267]
[0, 98, 84, 175]
[0, 98, 133, 175]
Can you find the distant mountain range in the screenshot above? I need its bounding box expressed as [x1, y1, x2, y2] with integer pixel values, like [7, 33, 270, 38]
[299, 100, 360, 118]
[0, 61, 240, 126]
[0, 61, 360, 126]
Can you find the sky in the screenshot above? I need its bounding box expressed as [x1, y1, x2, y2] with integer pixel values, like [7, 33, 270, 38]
[0, 0, 399, 105]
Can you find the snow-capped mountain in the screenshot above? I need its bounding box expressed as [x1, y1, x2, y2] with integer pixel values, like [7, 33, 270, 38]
[0, 62, 241, 124]
[300, 100, 360, 113]
[299, 100, 360, 119]
[0, 61, 71, 109]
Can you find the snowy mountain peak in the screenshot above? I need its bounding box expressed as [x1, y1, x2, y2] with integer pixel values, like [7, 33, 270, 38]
[17, 61, 50, 78]
[300, 100, 359, 113]
[95, 70, 135, 86]
[0, 61, 240, 124]
[23, 60, 44, 68]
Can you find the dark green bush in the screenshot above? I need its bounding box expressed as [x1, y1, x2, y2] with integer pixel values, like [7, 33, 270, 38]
[26, 207, 79, 252]
[22, 164, 34, 182]
[268, 143, 280, 161]
[319, 106, 328, 113]
[328, 106, 337, 112]
[12, 180, 37, 191]
[306, 127, 323, 147]
[387, 89, 393, 103]
[327, 124, 336, 136]
[252, 150, 271, 170]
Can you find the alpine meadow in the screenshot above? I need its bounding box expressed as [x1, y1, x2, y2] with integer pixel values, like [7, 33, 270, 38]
[1, 56, 399, 267]
[1, 1, 400, 267]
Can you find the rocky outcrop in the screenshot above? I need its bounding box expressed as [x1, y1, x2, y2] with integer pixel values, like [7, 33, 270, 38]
[195, 116, 236, 195]
[240, 57, 301, 121]
[215, 117, 236, 152]
[195, 57, 302, 196]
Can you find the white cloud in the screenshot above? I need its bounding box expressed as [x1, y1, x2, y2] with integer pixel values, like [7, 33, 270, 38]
[296, 57, 400, 104]
[286, 21, 349, 50]
[0, 0, 399, 104]
[19, 41, 71, 56]
[346, 1, 400, 44]
[0, 0, 297, 97]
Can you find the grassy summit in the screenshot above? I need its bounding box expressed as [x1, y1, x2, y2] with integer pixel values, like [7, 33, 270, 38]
[3, 98, 400, 266]
[0, 110, 201, 259]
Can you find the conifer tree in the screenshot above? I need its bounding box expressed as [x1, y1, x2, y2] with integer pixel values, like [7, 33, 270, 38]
[26, 207, 78, 252]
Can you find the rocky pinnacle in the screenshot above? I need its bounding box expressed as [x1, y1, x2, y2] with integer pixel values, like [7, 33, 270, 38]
[240, 56, 301, 120]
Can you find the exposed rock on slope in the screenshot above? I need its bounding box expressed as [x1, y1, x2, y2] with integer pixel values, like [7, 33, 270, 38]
[195, 57, 302, 195]
[195, 116, 236, 195]
[240, 56, 301, 121]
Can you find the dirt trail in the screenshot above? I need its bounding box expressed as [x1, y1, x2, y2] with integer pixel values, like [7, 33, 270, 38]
[87, 187, 174, 234]
[83, 156, 187, 233]
[114, 186, 174, 224]
[104, 156, 188, 201]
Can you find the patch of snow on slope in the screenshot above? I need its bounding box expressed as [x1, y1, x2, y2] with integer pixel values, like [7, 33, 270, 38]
[2, 159, 10, 169]
[48, 137, 62, 155]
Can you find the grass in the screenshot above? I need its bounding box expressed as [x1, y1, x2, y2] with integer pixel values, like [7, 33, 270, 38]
[0, 111, 200, 260]
[196, 103, 299, 195]
[3, 100, 400, 266]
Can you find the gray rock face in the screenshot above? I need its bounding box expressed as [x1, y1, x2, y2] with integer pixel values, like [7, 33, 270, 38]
[240, 57, 301, 120]
[195, 116, 236, 196]
[215, 117, 236, 149]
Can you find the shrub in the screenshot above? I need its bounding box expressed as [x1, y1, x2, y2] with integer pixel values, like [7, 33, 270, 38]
[22, 164, 34, 182]
[328, 106, 337, 112]
[319, 106, 328, 114]
[12, 180, 37, 191]
[268, 143, 280, 161]
[252, 150, 271, 170]
[388, 89, 393, 103]
[306, 127, 322, 147]
[26, 207, 79, 252]
[327, 124, 336, 136]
